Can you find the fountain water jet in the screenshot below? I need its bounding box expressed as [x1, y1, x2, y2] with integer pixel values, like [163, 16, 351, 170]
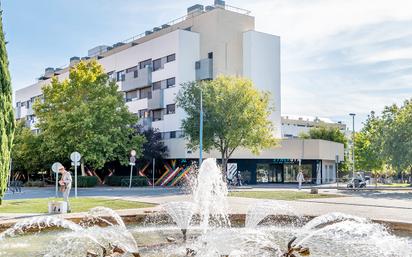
[192, 158, 230, 231]
[162, 201, 195, 241]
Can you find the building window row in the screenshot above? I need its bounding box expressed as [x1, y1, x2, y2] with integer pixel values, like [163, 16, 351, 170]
[152, 53, 176, 72]
[152, 77, 176, 90]
[125, 86, 152, 102]
[162, 130, 184, 140]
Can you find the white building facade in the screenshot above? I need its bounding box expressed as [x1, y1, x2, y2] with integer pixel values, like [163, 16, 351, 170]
[14, 1, 343, 184]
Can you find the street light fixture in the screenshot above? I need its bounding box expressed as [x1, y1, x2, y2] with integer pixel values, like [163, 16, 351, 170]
[349, 113, 356, 178]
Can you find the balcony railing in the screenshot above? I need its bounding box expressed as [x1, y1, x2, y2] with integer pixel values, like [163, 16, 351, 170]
[148, 89, 164, 110]
[121, 66, 152, 92]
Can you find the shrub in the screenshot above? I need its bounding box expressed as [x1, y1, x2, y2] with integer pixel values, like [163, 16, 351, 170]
[106, 176, 148, 187]
[24, 180, 47, 187]
[77, 176, 98, 187]
[106, 176, 123, 186]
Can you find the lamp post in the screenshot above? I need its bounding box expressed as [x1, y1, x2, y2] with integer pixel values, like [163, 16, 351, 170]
[129, 150, 136, 189]
[199, 89, 203, 166]
[349, 113, 356, 178]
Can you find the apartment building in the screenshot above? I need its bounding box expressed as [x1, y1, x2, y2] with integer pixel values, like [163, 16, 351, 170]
[14, 1, 343, 184]
[282, 115, 347, 139]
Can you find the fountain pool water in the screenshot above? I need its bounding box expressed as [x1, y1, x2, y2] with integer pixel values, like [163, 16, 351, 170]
[0, 158, 411, 257]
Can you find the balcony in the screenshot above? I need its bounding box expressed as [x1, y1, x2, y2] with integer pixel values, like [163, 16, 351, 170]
[195, 58, 213, 80]
[27, 105, 35, 116]
[137, 117, 152, 130]
[121, 66, 152, 92]
[148, 89, 164, 110]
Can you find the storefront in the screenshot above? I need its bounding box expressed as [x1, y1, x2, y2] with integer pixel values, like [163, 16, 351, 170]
[227, 159, 320, 184]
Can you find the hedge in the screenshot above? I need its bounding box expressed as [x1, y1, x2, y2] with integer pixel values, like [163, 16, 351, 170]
[77, 176, 98, 187]
[106, 176, 148, 187]
[24, 180, 47, 187]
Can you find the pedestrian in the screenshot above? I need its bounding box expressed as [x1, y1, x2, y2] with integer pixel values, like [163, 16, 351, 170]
[296, 170, 304, 190]
[59, 165, 72, 212]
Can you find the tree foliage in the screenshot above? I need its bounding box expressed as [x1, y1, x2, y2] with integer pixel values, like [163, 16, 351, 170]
[300, 126, 347, 147]
[176, 76, 277, 171]
[11, 120, 49, 176]
[34, 60, 144, 172]
[355, 100, 412, 182]
[0, 7, 14, 204]
[137, 126, 168, 164]
[300, 126, 350, 174]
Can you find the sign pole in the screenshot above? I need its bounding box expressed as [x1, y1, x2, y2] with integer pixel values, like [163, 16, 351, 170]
[152, 158, 155, 189]
[129, 165, 133, 189]
[55, 172, 58, 198]
[70, 152, 82, 198]
[51, 162, 62, 198]
[129, 150, 136, 189]
[74, 164, 78, 198]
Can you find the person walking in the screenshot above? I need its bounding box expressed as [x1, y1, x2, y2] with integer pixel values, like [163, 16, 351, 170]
[59, 165, 72, 212]
[296, 170, 304, 190]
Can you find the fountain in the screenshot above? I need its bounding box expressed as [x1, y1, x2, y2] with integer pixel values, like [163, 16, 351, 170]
[0, 158, 411, 257]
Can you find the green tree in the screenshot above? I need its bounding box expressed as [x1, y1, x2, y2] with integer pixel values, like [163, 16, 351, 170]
[383, 101, 412, 181]
[176, 76, 277, 172]
[34, 60, 144, 174]
[11, 121, 49, 179]
[300, 126, 347, 147]
[138, 127, 168, 163]
[300, 126, 349, 174]
[0, 7, 14, 204]
[354, 112, 385, 172]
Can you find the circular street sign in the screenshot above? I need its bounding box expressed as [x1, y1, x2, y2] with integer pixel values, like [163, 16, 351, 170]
[130, 150, 136, 157]
[52, 162, 62, 173]
[70, 151, 81, 162]
[130, 156, 136, 164]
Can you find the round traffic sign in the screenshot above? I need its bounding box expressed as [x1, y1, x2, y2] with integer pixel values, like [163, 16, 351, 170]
[52, 162, 62, 173]
[70, 151, 81, 162]
[130, 150, 136, 157]
[130, 156, 136, 164]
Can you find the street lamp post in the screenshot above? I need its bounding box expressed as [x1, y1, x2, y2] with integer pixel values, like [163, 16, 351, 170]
[199, 89, 203, 166]
[349, 113, 356, 178]
[129, 150, 136, 189]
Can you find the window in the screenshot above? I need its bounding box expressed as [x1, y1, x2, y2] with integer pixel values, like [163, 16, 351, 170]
[170, 131, 176, 139]
[152, 58, 162, 71]
[139, 59, 152, 69]
[117, 70, 126, 81]
[166, 77, 175, 88]
[195, 61, 201, 70]
[138, 109, 149, 118]
[16, 102, 21, 108]
[107, 71, 116, 80]
[208, 52, 213, 59]
[166, 54, 176, 62]
[126, 66, 137, 73]
[140, 87, 152, 99]
[21, 101, 26, 107]
[152, 110, 162, 121]
[166, 104, 175, 114]
[125, 90, 138, 102]
[153, 81, 162, 90]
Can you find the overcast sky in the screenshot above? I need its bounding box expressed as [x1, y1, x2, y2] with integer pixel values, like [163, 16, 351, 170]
[3, 0, 412, 128]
